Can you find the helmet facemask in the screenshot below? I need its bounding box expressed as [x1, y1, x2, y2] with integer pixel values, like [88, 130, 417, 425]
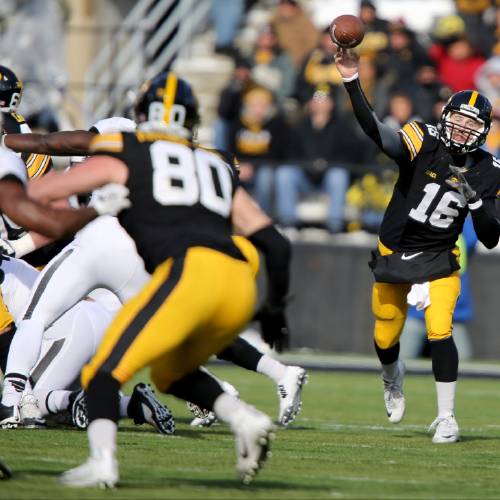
[439, 110, 488, 154]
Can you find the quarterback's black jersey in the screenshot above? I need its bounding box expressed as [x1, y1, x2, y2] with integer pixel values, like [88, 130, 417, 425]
[380, 121, 500, 251]
[90, 131, 244, 273]
[344, 77, 500, 252]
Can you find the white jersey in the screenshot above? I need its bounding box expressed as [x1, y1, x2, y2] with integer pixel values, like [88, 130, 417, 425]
[0, 147, 27, 185]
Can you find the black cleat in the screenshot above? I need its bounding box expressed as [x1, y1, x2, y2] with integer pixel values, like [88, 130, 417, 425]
[127, 383, 175, 434]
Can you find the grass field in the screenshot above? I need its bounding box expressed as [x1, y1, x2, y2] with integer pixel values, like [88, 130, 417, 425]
[1, 364, 500, 499]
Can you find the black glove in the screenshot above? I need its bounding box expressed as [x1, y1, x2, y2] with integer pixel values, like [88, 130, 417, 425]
[254, 301, 290, 353]
[0, 459, 12, 479]
[446, 165, 478, 203]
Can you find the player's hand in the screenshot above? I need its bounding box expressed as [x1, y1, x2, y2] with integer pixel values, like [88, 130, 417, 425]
[254, 301, 290, 353]
[89, 183, 131, 216]
[334, 47, 360, 79]
[446, 166, 478, 203]
[0, 239, 16, 257]
[0, 459, 12, 479]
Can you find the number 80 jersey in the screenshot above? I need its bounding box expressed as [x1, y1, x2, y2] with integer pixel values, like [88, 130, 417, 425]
[379, 121, 500, 252]
[89, 131, 244, 273]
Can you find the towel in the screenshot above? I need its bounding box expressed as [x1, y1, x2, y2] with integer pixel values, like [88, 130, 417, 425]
[407, 282, 431, 311]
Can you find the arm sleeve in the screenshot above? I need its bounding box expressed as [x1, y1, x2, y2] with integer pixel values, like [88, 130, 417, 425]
[343, 77, 407, 162]
[469, 198, 500, 249]
[248, 224, 291, 305]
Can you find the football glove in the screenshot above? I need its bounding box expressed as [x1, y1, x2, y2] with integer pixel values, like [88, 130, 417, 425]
[0, 459, 12, 479]
[446, 165, 478, 204]
[254, 300, 290, 353]
[89, 183, 131, 216]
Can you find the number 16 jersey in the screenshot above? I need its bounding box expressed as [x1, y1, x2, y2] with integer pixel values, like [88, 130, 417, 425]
[89, 131, 243, 273]
[380, 121, 500, 252]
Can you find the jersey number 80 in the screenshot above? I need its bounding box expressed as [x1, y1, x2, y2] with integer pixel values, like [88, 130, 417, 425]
[150, 141, 233, 217]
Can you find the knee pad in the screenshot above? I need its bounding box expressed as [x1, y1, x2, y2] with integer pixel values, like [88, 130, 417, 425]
[373, 303, 407, 350]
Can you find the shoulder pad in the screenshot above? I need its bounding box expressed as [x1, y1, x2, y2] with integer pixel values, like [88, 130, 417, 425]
[204, 147, 239, 176]
[89, 133, 124, 154]
[0, 148, 27, 184]
[399, 121, 437, 161]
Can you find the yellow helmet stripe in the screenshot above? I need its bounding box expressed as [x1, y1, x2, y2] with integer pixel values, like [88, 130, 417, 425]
[163, 73, 178, 124]
[468, 90, 478, 107]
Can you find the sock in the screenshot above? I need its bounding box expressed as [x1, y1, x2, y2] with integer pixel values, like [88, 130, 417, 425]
[213, 392, 246, 426]
[429, 336, 459, 382]
[256, 355, 287, 383]
[86, 372, 120, 423]
[35, 390, 71, 417]
[1, 372, 28, 407]
[381, 361, 400, 382]
[169, 369, 224, 410]
[217, 337, 263, 371]
[435, 381, 456, 418]
[120, 395, 131, 418]
[88, 419, 117, 456]
[374, 341, 400, 365]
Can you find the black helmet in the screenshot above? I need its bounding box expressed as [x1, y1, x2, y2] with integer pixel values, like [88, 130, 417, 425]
[438, 90, 492, 154]
[0, 66, 22, 112]
[134, 72, 199, 135]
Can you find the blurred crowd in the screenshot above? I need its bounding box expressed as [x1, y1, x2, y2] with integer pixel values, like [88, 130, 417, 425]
[213, 0, 500, 234]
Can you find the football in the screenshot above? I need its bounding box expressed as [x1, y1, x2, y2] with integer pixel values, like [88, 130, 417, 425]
[329, 14, 365, 48]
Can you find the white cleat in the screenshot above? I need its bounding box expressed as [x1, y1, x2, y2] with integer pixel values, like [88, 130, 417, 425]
[383, 360, 405, 424]
[429, 414, 460, 444]
[277, 366, 308, 426]
[20, 393, 46, 429]
[231, 404, 275, 484]
[59, 448, 118, 488]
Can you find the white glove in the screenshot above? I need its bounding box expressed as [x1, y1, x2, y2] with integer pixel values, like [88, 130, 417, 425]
[89, 183, 131, 216]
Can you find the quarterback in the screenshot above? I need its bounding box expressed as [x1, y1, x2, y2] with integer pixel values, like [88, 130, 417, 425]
[335, 48, 500, 443]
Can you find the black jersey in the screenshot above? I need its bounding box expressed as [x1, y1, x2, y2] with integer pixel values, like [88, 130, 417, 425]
[89, 131, 244, 273]
[379, 121, 500, 252]
[1, 111, 52, 179]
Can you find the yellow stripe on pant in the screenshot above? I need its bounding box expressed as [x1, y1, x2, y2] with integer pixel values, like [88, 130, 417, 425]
[372, 241, 461, 349]
[81, 246, 256, 392]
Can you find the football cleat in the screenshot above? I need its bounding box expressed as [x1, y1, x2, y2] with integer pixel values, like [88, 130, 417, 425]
[19, 393, 46, 429]
[429, 414, 460, 444]
[383, 360, 406, 424]
[0, 403, 19, 429]
[59, 448, 118, 488]
[277, 366, 308, 426]
[231, 404, 275, 484]
[187, 379, 239, 428]
[127, 383, 174, 434]
[68, 390, 88, 430]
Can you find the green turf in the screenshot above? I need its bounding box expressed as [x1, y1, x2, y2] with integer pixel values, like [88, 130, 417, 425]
[1, 366, 500, 499]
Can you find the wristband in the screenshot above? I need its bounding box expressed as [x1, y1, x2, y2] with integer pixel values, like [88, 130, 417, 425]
[10, 233, 36, 258]
[342, 73, 359, 82]
[468, 199, 483, 210]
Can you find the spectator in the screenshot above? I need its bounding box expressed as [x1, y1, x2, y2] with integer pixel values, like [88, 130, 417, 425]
[214, 57, 254, 150]
[484, 99, 500, 156]
[357, 0, 390, 58]
[455, 0, 493, 57]
[382, 92, 421, 131]
[411, 59, 452, 123]
[475, 55, 500, 104]
[275, 84, 354, 233]
[228, 85, 289, 215]
[376, 22, 429, 97]
[400, 217, 478, 360]
[249, 25, 296, 103]
[212, 0, 245, 57]
[295, 26, 342, 105]
[270, 0, 320, 69]
[429, 33, 486, 92]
